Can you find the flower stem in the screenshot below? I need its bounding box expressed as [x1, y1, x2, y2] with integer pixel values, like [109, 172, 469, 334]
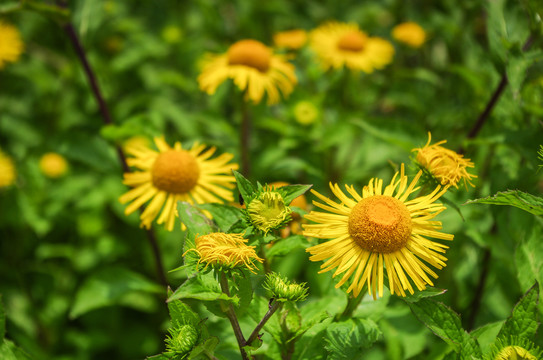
[245, 299, 282, 346]
[219, 272, 250, 360]
[335, 291, 365, 322]
[61, 20, 168, 288]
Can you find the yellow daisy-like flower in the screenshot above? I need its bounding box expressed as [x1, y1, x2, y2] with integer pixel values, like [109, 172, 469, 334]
[303, 164, 453, 299]
[309, 21, 394, 72]
[39, 152, 68, 178]
[198, 39, 297, 105]
[273, 29, 308, 50]
[392, 22, 427, 48]
[187, 232, 263, 273]
[119, 137, 238, 231]
[413, 132, 477, 189]
[0, 21, 24, 70]
[0, 149, 16, 188]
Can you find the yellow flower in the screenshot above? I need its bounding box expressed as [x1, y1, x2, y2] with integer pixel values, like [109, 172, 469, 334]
[273, 29, 308, 50]
[486, 337, 541, 360]
[413, 132, 477, 189]
[0, 150, 16, 188]
[187, 232, 263, 273]
[0, 21, 24, 69]
[309, 21, 394, 72]
[119, 137, 238, 231]
[198, 39, 297, 105]
[39, 153, 68, 178]
[293, 101, 319, 126]
[392, 22, 426, 48]
[303, 164, 453, 299]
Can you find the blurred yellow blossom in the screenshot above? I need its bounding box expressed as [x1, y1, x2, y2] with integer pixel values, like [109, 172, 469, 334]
[392, 22, 426, 48]
[39, 153, 68, 178]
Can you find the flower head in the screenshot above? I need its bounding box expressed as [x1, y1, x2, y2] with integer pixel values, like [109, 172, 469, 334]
[392, 22, 426, 48]
[247, 186, 292, 234]
[309, 21, 394, 72]
[198, 39, 297, 105]
[187, 232, 263, 273]
[273, 29, 308, 50]
[269, 181, 308, 237]
[485, 337, 541, 360]
[39, 152, 68, 178]
[0, 149, 16, 188]
[119, 137, 238, 231]
[263, 272, 308, 302]
[303, 164, 453, 299]
[293, 101, 319, 126]
[0, 21, 24, 70]
[165, 323, 199, 357]
[413, 132, 476, 189]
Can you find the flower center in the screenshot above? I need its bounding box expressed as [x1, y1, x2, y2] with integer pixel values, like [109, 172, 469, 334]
[151, 150, 200, 194]
[247, 191, 290, 233]
[348, 195, 412, 253]
[227, 39, 271, 72]
[337, 30, 368, 52]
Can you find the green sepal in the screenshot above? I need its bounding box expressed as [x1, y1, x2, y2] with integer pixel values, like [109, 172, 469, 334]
[465, 190, 543, 217]
[233, 170, 256, 204]
[497, 282, 540, 340]
[168, 272, 239, 306]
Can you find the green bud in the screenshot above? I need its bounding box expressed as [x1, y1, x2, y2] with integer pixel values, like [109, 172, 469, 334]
[263, 272, 308, 302]
[247, 189, 291, 234]
[165, 323, 199, 358]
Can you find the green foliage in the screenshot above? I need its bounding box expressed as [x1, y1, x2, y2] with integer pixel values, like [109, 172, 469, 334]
[497, 283, 540, 340]
[168, 272, 238, 305]
[324, 319, 382, 359]
[466, 190, 543, 217]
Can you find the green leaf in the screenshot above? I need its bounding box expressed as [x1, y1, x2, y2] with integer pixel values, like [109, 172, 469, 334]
[0, 339, 31, 360]
[497, 282, 540, 340]
[168, 272, 239, 305]
[69, 267, 163, 319]
[408, 299, 481, 359]
[177, 201, 216, 235]
[188, 337, 219, 359]
[470, 321, 504, 355]
[324, 319, 382, 359]
[486, 0, 508, 65]
[465, 190, 543, 217]
[279, 184, 313, 206]
[515, 224, 543, 291]
[266, 235, 310, 258]
[168, 300, 200, 327]
[197, 203, 244, 232]
[0, 295, 5, 341]
[233, 170, 256, 203]
[145, 354, 170, 360]
[233, 272, 253, 312]
[402, 287, 447, 303]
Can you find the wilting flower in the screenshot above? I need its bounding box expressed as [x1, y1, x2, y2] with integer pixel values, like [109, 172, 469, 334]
[0, 149, 16, 188]
[293, 101, 320, 126]
[247, 186, 292, 234]
[273, 29, 308, 50]
[413, 132, 476, 189]
[392, 22, 426, 48]
[309, 21, 394, 72]
[39, 153, 68, 178]
[263, 272, 308, 302]
[186, 232, 263, 273]
[119, 137, 238, 231]
[198, 39, 297, 105]
[485, 337, 541, 360]
[303, 164, 453, 299]
[0, 21, 23, 69]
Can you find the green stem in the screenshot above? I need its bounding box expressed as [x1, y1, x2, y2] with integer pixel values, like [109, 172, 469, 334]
[245, 299, 282, 346]
[219, 272, 250, 360]
[335, 291, 365, 322]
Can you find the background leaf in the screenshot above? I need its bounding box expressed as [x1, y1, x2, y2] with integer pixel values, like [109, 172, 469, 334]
[497, 282, 540, 340]
[465, 190, 543, 216]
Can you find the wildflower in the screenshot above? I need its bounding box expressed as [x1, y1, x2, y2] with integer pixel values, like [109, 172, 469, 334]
[198, 39, 297, 105]
[187, 232, 263, 273]
[392, 22, 426, 48]
[247, 187, 292, 234]
[39, 153, 68, 178]
[273, 29, 308, 50]
[0, 150, 16, 188]
[303, 164, 453, 299]
[270, 181, 308, 236]
[413, 132, 476, 189]
[119, 137, 238, 231]
[293, 101, 319, 126]
[309, 21, 394, 72]
[485, 337, 541, 360]
[0, 21, 24, 69]
[263, 272, 308, 302]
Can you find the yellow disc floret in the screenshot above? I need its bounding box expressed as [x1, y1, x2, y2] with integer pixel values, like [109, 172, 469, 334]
[228, 39, 271, 73]
[151, 150, 200, 194]
[348, 195, 412, 253]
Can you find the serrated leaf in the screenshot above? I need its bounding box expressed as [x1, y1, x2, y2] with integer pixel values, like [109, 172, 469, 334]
[402, 287, 447, 303]
[168, 272, 238, 305]
[177, 201, 216, 235]
[408, 299, 481, 359]
[465, 190, 543, 217]
[233, 171, 256, 203]
[168, 300, 200, 326]
[69, 267, 163, 319]
[515, 224, 543, 290]
[470, 321, 504, 355]
[324, 319, 382, 359]
[197, 203, 244, 232]
[266, 235, 309, 258]
[497, 282, 540, 340]
[0, 295, 5, 341]
[188, 337, 219, 359]
[0, 339, 31, 360]
[279, 184, 312, 206]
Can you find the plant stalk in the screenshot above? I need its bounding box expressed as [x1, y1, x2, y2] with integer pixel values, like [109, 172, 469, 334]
[245, 299, 282, 346]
